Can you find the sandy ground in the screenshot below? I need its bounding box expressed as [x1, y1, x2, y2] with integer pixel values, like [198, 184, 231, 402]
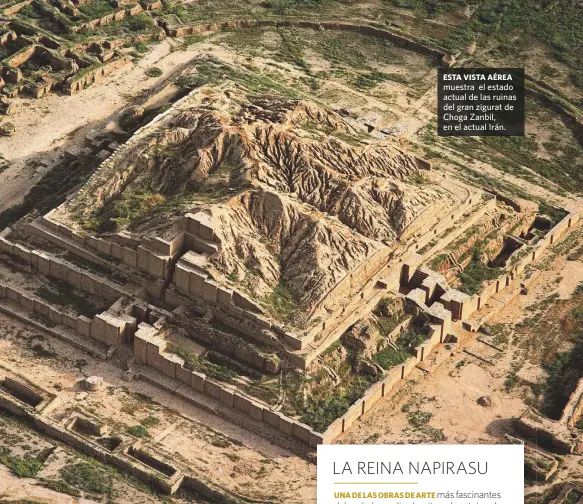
[556, 261, 583, 299]
[338, 338, 527, 446]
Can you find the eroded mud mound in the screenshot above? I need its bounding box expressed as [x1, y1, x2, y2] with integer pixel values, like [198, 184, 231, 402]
[73, 89, 449, 308]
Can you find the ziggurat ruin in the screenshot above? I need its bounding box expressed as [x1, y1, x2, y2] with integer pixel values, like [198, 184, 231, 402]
[1, 0, 583, 502]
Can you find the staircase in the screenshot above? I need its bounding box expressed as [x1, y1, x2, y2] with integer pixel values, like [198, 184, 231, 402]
[408, 268, 429, 289]
[109, 343, 134, 370]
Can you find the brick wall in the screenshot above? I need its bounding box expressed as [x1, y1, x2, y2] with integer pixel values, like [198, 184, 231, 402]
[133, 325, 323, 448]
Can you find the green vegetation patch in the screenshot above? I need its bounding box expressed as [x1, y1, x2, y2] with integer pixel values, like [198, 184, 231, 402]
[373, 346, 410, 370]
[167, 344, 237, 383]
[177, 58, 300, 99]
[541, 349, 583, 420]
[60, 462, 110, 494]
[0, 447, 45, 477]
[35, 279, 107, 318]
[373, 325, 426, 370]
[355, 71, 407, 90]
[261, 283, 305, 327]
[77, 0, 117, 20]
[87, 190, 168, 232]
[139, 415, 160, 428]
[442, 0, 583, 72]
[245, 376, 280, 405]
[145, 66, 163, 77]
[126, 425, 150, 438]
[457, 257, 500, 296]
[39, 478, 81, 497]
[298, 373, 373, 432]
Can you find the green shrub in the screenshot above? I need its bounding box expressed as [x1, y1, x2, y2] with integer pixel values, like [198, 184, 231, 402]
[373, 326, 426, 370]
[126, 425, 150, 438]
[134, 41, 150, 53]
[175, 74, 208, 90]
[299, 375, 371, 432]
[457, 254, 500, 296]
[145, 66, 163, 78]
[261, 283, 302, 325]
[140, 415, 160, 428]
[126, 13, 155, 32]
[408, 411, 432, 428]
[373, 347, 410, 369]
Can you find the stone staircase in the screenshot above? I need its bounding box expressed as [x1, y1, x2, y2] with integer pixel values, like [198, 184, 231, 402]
[109, 343, 134, 370]
[408, 268, 430, 289]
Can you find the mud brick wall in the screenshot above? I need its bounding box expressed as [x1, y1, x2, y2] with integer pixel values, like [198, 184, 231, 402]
[173, 262, 264, 314]
[302, 188, 488, 353]
[165, 289, 307, 371]
[323, 353, 420, 443]
[461, 211, 581, 323]
[74, 3, 156, 31]
[38, 212, 171, 280]
[0, 231, 134, 302]
[0, 391, 183, 494]
[0, 31, 17, 46]
[64, 55, 132, 95]
[171, 263, 306, 351]
[309, 246, 391, 321]
[0, 280, 136, 346]
[516, 413, 573, 455]
[41, 214, 309, 354]
[3, 43, 35, 67]
[413, 323, 442, 360]
[25, 78, 56, 99]
[172, 312, 280, 374]
[403, 210, 581, 327]
[2, 0, 33, 15]
[0, 280, 136, 345]
[133, 325, 323, 448]
[323, 322, 445, 443]
[561, 378, 583, 429]
[413, 196, 496, 259]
